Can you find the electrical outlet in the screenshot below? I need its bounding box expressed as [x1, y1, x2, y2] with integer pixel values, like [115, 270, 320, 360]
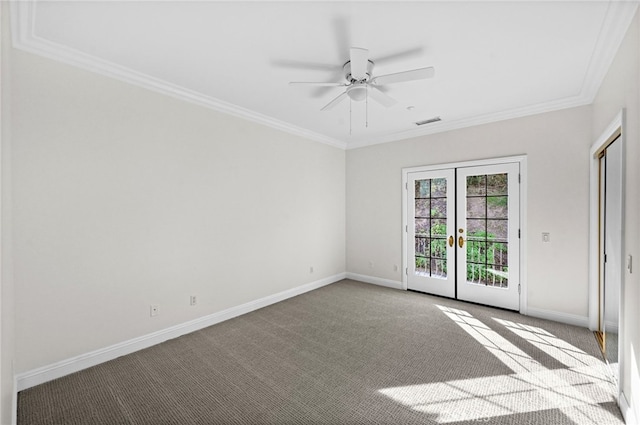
[393, 264, 398, 272]
[150, 305, 159, 317]
[190, 295, 197, 306]
[309, 266, 314, 274]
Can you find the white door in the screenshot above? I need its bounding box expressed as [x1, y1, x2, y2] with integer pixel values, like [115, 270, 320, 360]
[456, 163, 520, 310]
[406, 169, 456, 298]
[407, 162, 521, 311]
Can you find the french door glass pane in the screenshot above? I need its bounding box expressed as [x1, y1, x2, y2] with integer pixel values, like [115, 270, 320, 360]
[466, 173, 509, 288]
[415, 180, 430, 198]
[467, 197, 486, 218]
[487, 197, 508, 218]
[414, 178, 448, 278]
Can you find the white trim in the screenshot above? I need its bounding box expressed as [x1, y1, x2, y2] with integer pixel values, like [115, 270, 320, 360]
[626, 349, 640, 425]
[589, 110, 624, 331]
[11, 376, 16, 425]
[402, 155, 527, 174]
[347, 96, 593, 149]
[401, 155, 528, 313]
[16, 273, 346, 391]
[371, 0, 639, 152]
[604, 320, 619, 334]
[346, 1, 638, 150]
[345, 272, 403, 290]
[9, 1, 638, 150]
[619, 390, 637, 425]
[519, 157, 528, 316]
[402, 172, 408, 291]
[588, 110, 628, 425]
[525, 307, 589, 328]
[8, 2, 346, 150]
[581, 1, 639, 105]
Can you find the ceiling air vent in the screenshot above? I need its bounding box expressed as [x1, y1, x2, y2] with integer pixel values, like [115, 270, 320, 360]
[415, 117, 441, 126]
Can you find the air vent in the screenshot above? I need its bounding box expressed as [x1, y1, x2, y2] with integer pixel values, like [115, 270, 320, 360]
[415, 117, 441, 126]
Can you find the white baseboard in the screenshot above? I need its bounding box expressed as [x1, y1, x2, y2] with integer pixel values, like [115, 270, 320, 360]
[11, 375, 17, 425]
[525, 306, 590, 328]
[604, 319, 619, 334]
[345, 272, 403, 290]
[346, 275, 591, 330]
[620, 390, 637, 425]
[16, 273, 346, 391]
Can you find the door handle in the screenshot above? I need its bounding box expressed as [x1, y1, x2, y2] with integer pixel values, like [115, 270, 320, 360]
[458, 236, 465, 248]
[449, 236, 454, 247]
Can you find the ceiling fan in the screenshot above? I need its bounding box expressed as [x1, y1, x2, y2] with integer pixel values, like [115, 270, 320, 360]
[289, 47, 435, 111]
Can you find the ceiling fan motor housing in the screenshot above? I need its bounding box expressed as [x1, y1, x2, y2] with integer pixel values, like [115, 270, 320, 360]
[343, 60, 375, 83]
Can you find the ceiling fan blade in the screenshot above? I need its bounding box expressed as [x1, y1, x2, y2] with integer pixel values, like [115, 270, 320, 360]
[371, 67, 435, 85]
[369, 86, 397, 108]
[321, 91, 348, 111]
[289, 82, 346, 87]
[350, 47, 369, 80]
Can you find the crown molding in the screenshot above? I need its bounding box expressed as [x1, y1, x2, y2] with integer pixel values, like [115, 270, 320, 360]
[345, 93, 594, 149]
[580, 0, 639, 105]
[9, 1, 638, 150]
[9, 1, 347, 150]
[347, 0, 638, 149]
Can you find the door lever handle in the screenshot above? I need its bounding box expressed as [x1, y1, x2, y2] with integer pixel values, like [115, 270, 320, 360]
[449, 236, 454, 247]
[458, 236, 465, 248]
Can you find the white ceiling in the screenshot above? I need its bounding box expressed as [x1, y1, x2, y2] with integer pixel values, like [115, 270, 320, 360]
[11, 1, 639, 149]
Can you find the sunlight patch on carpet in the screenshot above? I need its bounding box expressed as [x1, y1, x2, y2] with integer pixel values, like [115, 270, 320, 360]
[378, 305, 619, 424]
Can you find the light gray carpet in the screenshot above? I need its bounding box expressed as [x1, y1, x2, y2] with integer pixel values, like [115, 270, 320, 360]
[18, 279, 623, 424]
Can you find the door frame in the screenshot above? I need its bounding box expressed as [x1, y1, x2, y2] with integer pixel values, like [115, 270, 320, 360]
[588, 109, 625, 403]
[402, 155, 528, 314]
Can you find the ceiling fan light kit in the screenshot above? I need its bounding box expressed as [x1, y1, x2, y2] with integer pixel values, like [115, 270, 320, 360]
[346, 83, 368, 102]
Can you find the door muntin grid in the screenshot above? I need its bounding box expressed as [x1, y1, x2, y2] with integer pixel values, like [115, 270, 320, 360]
[465, 173, 509, 288]
[414, 178, 448, 279]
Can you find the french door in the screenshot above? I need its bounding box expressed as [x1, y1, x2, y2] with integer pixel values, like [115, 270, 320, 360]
[406, 162, 520, 311]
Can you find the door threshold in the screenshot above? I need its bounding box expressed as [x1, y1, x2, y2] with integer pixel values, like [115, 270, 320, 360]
[407, 288, 519, 313]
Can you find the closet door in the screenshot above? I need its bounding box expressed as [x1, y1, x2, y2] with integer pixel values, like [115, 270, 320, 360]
[600, 135, 622, 376]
